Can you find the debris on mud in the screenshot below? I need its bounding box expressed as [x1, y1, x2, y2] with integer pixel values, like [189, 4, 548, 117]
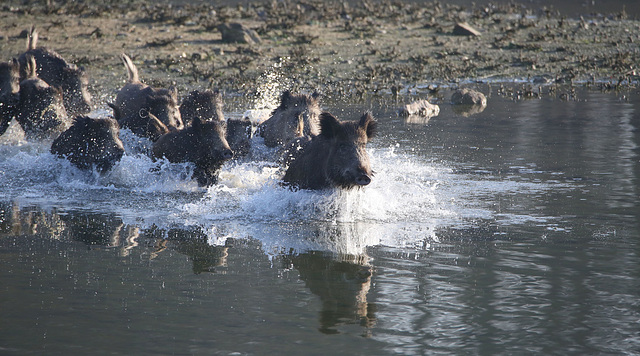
[1, 0, 638, 104]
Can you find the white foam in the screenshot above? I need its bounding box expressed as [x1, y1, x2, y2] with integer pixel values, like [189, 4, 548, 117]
[0, 117, 565, 255]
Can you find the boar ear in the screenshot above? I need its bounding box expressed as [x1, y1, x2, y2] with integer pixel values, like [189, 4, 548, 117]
[107, 102, 121, 120]
[311, 91, 320, 100]
[319, 112, 341, 138]
[280, 90, 292, 107]
[359, 112, 377, 140]
[26, 55, 37, 78]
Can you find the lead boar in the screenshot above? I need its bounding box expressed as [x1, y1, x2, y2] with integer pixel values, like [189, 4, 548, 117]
[51, 116, 125, 173]
[108, 102, 169, 142]
[18, 26, 92, 116]
[180, 89, 224, 127]
[15, 55, 69, 140]
[283, 112, 377, 190]
[0, 59, 20, 136]
[258, 90, 321, 147]
[114, 53, 183, 131]
[152, 117, 234, 187]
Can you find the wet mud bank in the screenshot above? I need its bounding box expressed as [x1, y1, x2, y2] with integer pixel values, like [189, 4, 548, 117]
[1, 0, 639, 106]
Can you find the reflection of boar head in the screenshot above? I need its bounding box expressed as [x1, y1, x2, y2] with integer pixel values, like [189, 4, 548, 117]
[259, 90, 321, 147]
[51, 116, 124, 173]
[283, 112, 377, 190]
[180, 89, 224, 126]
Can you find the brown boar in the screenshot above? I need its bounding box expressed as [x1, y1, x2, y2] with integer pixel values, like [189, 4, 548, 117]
[283, 112, 377, 190]
[152, 117, 233, 187]
[15, 55, 69, 140]
[50, 116, 125, 173]
[258, 90, 321, 147]
[18, 26, 92, 116]
[225, 118, 253, 159]
[108, 102, 169, 142]
[114, 53, 183, 131]
[0, 59, 20, 136]
[180, 89, 224, 127]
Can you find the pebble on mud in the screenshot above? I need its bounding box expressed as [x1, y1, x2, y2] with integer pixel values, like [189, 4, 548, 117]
[399, 99, 440, 118]
[452, 22, 481, 37]
[217, 23, 261, 45]
[451, 88, 487, 106]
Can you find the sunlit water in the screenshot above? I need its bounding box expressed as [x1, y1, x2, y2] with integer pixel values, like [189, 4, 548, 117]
[1, 86, 639, 355]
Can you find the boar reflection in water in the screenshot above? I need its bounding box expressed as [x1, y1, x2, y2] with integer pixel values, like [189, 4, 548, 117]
[289, 252, 375, 335]
[283, 112, 377, 190]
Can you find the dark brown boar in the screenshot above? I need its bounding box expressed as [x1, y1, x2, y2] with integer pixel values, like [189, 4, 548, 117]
[114, 53, 183, 131]
[226, 118, 253, 158]
[152, 117, 234, 187]
[180, 89, 224, 127]
[108, 102, 169, 142]
[0, 59, 20, 136]
[283, 112, 377, 190]
[258, 90, 321, 147]
[15, 55, 69, 140]
[51, 116, 125, 173]
[18, 26, 92, 116]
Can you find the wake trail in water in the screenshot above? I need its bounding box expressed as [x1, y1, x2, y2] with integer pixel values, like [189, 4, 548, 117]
[0, 107, 571, 254]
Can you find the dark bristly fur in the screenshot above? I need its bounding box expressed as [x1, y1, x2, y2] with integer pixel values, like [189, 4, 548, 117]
[15, 55, 69, 140]
[283, 112, 377, 190]
[180, 89, 224, 127]
[0, 59, 20, 136]
[18, 26, 92, 116]
[152, 117, 234, 187]
[51, 116, 125, 173]
[258, 90, 321, 147]
[114, 53, 183, 131]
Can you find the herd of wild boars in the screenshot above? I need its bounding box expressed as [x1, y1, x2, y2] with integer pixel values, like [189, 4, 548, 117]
[0, 28, 377, 190]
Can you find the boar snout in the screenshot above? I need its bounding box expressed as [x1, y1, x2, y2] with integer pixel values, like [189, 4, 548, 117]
[355, 173, 371, 186]
[222, 148, 234, 160]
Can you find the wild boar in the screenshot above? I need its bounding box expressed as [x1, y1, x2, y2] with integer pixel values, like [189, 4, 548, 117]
[152, 117, 233, 187]
[15, 55, 69, 140]
[51, 116, 125, 173]
[258, 90, 321, 147]
[18, 26, 92, 116]
[180, 89, 224, 127]
[114, 53, 183, 131]
[225, 118, 253, 158]
[108, 102, 169, 142]
[283, 112, 377, 190]
[0, 59, 20, 136]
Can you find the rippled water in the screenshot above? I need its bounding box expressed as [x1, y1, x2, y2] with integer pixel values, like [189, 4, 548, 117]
[1, 85, 639, 355]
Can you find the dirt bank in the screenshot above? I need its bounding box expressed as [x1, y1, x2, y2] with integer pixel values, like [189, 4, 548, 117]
[1, 0, 638, 107]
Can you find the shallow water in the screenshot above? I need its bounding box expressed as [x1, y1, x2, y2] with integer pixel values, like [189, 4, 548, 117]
[1, 86, 639, 355]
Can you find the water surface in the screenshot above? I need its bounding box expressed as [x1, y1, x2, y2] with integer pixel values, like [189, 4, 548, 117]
[1, 86, 639, 355]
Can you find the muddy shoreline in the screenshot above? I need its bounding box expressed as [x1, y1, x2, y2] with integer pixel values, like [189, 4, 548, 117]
[1, 0, 639, 108]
